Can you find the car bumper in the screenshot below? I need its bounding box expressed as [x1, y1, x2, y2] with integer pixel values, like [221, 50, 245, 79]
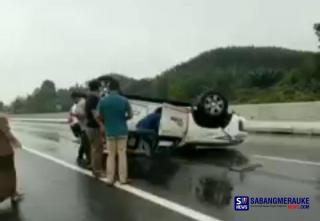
[182, 132, 248, 148]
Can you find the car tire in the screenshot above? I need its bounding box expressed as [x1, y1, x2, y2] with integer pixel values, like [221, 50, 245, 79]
[192, 91, 231, 128]
[198, 91, 228, 117]
[142, 140, 156, 158]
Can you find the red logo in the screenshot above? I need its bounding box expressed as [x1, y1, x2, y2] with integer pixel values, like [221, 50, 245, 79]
[288, 204, 299, 209]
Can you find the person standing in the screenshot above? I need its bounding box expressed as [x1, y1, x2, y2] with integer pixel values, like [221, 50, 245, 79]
[85, 80, 103, 178]
[98, 80, 132, 185]
[0, 114, 23, 205]
[68, 102, 81, 140]
[71, 92, 90, 167]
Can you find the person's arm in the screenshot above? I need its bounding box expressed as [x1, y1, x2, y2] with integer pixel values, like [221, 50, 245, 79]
[0, 117, 22, 149]
[155, 114, 161, 133]
[74, 99, 86, 121]
[70, 104, 77, 115]
[97, 115, 106, 144]
[96, 100, 104, 125]
[96, 114, 105, 132]
[126, 100, 133, 120]
[96, 101, 106, 143]
[68, 105, 78, 124]
[91, 96, 100, 121]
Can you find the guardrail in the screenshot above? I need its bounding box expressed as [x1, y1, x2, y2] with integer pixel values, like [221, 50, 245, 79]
[11, 117, 320, 136]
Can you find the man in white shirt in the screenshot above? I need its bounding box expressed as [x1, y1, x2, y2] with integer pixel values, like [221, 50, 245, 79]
[71, 92, 91, 167]
[69, 103, 81, 139]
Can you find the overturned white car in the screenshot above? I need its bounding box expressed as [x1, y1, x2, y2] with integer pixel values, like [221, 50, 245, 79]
[126, 92, 247, 151]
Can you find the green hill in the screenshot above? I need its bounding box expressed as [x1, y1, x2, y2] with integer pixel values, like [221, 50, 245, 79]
[106, 47, 320, 103]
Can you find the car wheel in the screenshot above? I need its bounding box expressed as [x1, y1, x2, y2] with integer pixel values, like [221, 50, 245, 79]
[127, 134, 139, 150]
[142, 140, 156, 158]
[198, 91, 228, 117]
[192, 91, 231, 128]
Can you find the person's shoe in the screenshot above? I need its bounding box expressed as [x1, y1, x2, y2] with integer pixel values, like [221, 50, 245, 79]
[99, 172, 106, 178]
[92, 171, 105, 179]
[80, 159, 91, 169]
[119, 179, 131, 185]
[85, 164, 92, 170]
[76, 157, 83, 166]
[92, 171, 99, 178]
[105, 179, 114, 186]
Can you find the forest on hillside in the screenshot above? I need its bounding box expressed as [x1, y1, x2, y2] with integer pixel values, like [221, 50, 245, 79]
[1, 24, 319, 114]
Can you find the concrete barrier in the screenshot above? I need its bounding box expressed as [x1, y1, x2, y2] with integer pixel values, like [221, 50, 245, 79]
[245, 120, 320, 136]
[11, 112, 68, 119]
[13, 101, 320, 122]
[12, 118, 67, 124]
[232, 101, 320, 122]
[10, 100, 320, 136]
[11, 117, 320, 136]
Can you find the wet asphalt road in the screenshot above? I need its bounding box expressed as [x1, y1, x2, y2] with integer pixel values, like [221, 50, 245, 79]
[1, 121, 320, 221]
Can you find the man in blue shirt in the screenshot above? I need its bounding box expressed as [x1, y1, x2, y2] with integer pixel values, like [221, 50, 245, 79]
[98, 80, 132, 185]
[137, 107, 162, 133]
[136, 107, 162, 157]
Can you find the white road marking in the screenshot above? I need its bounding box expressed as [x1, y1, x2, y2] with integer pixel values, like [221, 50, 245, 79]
[253, 154, 320, 167]
[22, 146, 222, 221]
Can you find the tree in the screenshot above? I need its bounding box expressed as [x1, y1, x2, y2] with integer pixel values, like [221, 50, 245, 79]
[11, 97, 26, 114]
[155, 75, 169, 99]
[36, 80, 57, 112]
[315, 23, 320, 48]
[24, 80, 58, 113]
[56, 89, 73, 111]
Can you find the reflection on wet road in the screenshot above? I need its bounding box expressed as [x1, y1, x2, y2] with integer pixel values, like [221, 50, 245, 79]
[1, 121, 320, 221]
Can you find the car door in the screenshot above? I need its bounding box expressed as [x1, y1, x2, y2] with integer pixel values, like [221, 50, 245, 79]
[127, 100, 150, 131]
[158, 103, 189, 138]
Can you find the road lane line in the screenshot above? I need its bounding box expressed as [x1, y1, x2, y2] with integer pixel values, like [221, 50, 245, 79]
[253, 154, 320, 167]
[22, 146, 222, 221]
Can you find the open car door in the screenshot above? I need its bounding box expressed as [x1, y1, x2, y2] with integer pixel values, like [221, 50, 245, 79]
[127, 100, 154, 131]
[158, 103, 189, 139]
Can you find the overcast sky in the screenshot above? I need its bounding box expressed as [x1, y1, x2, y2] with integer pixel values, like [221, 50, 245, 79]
[0, 0, 319, 104]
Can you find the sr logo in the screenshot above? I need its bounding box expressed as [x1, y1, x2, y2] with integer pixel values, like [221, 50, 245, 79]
[234, 196, 249, 211]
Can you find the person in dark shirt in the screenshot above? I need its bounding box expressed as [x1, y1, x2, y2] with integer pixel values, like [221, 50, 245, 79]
[137, 107, 162, 132]
[136, 108, 162, 156]
[85, 80, 103, 177]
